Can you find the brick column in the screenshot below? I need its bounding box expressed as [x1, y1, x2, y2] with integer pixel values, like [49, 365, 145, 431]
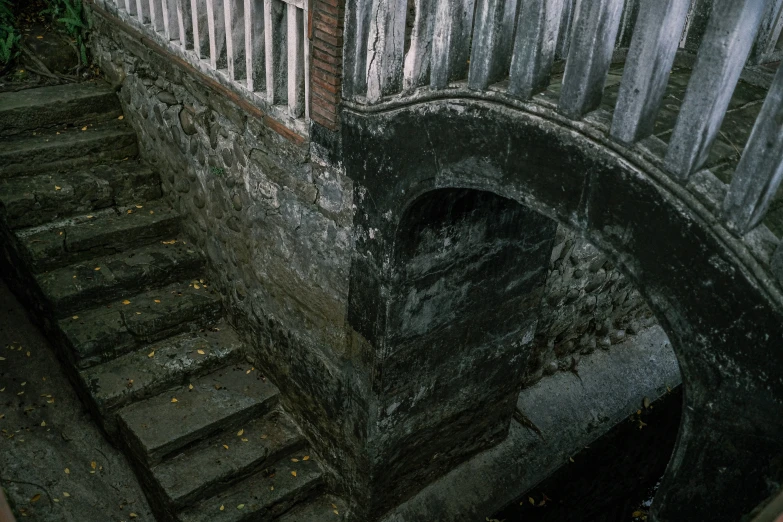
[310, 0, 345, 130]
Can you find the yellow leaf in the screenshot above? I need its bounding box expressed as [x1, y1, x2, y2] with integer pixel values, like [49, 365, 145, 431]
[72, 316, 79, 320]
[41, 421, 46, 427]
[135, 312, 141, 315]
[334, 510, 339, 515]
[148, 351, 155, 358]
[171, 398, 178, 403]
[162, 240, 177, 245]
[237, 504, 245, 510]
[130, 513, 138, 518]
[118, 115, 124, 120]
[303, 455, 310, 461]
[188, 384, 194, 390]
[291, 471, 297, 477]
[62, 492, 70, 497]
[30, 493, 41, 502]
[260, 434, 268, 439]
[569, 457, 574, 463]
[122, 300, 131, 305]
[64, 468, 70, 474]
[91, 461, 96, 469]
[529, 497, 535, 505]
[94, 267, 101, 271]
[219, 505, 224, 511]
[331, 503, 337, 509]
[223, 444, 229, 450]
[81, 126, 87, 131]
[154, 299, 161, 303]
[55, 185, 62, 191]
[632, 512, 643, 518]
[135, 205, 143, 209]
[193, 284, 200, 289]
[197, 349, 205, 355]
[291, 458, 299, 463]
[241, 438, 248, 442]
[237, 429, 244, 436]
[87, 215, 94, 219]
[36, 35, 43, 39]
[127, 209, 133, 214]
[270, 486, 274, 491]
[150, 210, 154, 214]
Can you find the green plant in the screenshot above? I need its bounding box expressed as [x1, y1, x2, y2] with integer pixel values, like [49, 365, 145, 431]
[210, 166, 225, 177]
[41, 0, 91, 65]
[0, 0, 18, 67]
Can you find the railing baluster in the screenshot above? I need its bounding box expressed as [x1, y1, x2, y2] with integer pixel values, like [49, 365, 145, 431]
[554, 0, 574, 60]
[125, 0, 138, 16]
[403, 0, 436, 91]
[366, 0, 407, 103]
[162, 0, 180, 40]
[177, 0, 194, 49]
[245, 0, 266, 92]
[287, 4, 304, 116]
[192, 0, 210, 58]
[468, 0, 506, 90]
[750, 0, 783, 64]
[558, 0, 624, 119]
[264, 0, 275, 102]
[207, 0, 229, 69]
[508, 0, 565, 100]
[723, 64, 783, 234]
[225, 0, 247, 80]
[303, 4, 310, 119]
[430, 0, 475, 89]
[149, 0, 165, 31]
[610, 0, 689, 145]
[664, 0, 768, 181]
[343, 0, 373, 97]
[136, 0, 150, 23]
[264, 0, 287, 104]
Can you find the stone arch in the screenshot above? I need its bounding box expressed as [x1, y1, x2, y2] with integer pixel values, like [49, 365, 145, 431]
[342, 98, 783, 521]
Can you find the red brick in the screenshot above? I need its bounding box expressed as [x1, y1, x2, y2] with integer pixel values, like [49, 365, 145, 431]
[312, 75, 340, 95]
[313, 47, 341, 65]
[312, 64, 341, 86]
[312, 82, 341, 104]
[314, 19, 343, 38]
[313, 36, 342, 58]
[314, 28, 343, 48]
[313, 57, 341, 77]
[312, 96, 338, 120]
[316, 1, 340, 17]
[314, 9, 339, 27]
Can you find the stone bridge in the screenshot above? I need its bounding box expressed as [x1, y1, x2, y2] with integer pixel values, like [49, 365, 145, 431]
[3, 0, 783, 520]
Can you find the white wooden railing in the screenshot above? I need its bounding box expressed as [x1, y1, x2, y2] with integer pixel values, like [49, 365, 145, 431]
[107, 0, 310, 125]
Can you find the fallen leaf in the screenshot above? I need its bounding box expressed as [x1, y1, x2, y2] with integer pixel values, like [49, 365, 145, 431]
[91, 461, 96, 469]
[171, 398, 178, 403]
[62, 492, 70, 497]
[36, 35, 43, 39]
[291, 471, 297, 477]
[529, 497, 535, 505]
[130, 513, 138, 518]
[237, 504, 245, 510]
[55, 185, 62, 191]
[332, 504, 337, 509]
[260, 434, 268, 439]
[193, 284, 200, 289]
[118, 115, 124, 120]
[270, 486, 274, 491]
[87, 215, 94, 219]
[94, 267, 101, 271]
[569, 457, 574, 463]
[122, 300, 131, 305]
[334, 510, 339, 515]
[241, 438, 248, 442]
[72, 316, 78, 320]
[237, 429, 244, 436]
[291, 458, 299, 463]
[161, 240, 177, 245]
[41, 421, 46, 427]
[148, 351, 155, 358]
[303, 456, 310, 461]
[223, 444, 229, 450]
[127, 209, 133, 214]
[197, 349, 205, 355]
[30, 494, 41, 503]
[135, 205, 143, 209]
[64, 468, 70, 474]
[188, 384, 194, 390]
[81, 126, 87, 131]
[154, 299, 161, 303]
[633, 512, 643, 518]
[219, 505, 224, 511]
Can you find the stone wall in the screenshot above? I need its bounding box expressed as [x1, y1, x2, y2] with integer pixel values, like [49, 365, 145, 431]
[525, 225, 658, 386]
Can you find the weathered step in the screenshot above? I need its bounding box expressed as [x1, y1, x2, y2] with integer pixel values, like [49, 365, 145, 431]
[37, 240, 204, 315]
[276, 495, 348, 521]
[177, 453, 324, 522]
[15, 200, 180, 272]
[0, 160, 161, 229]
[79, 323, 243, 415]
[0, 120, 138, 178]
[153, 409, 306, 511]
[60, 279, 222, 368]
[118, 366, 280, 466]
[0, 81, 123, 137]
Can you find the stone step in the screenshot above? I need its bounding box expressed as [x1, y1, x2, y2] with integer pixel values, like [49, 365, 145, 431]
[276, 495, 348, 521]
[37, 240, 204, 315]
[152, 409, 306, 511]
[15, 200, 180, 272]
[0, 120, 138, 178]
[176, 452, 324, 522]
[0, 160, 161, 229]
[60, 279, 223, 369]
[0, 81, 123, 137]
[79, 324, 244, 415]
[118, 365, 280, 466]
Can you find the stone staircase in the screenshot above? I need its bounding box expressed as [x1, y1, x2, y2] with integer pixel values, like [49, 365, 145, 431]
[0, 81, 345, 522]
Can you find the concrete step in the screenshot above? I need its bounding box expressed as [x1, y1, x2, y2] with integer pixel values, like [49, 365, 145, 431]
[0, 160, 161, 229]
[176, 451, 325, 522]
[152, 409, 306, 511]
[60, 279, 223, 369]
[118, 365, 280, 466]
[276, 495, 348, 521]
[15, 200, 180, 272]
[37, 240, 204, 315]
[0, 120, 138, 178]
[0, 81, 123, 137]
[79, 323, 244, 415]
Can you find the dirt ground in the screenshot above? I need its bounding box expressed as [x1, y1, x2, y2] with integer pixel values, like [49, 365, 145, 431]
[0, 276, 155, 521]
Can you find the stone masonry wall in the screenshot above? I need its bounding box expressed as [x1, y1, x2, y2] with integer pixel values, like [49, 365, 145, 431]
[525, 224, 659, 386]
[87, 12, 371, 499]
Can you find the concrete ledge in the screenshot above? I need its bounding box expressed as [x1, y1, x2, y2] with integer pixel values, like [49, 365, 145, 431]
[382, 325, 680, 522]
